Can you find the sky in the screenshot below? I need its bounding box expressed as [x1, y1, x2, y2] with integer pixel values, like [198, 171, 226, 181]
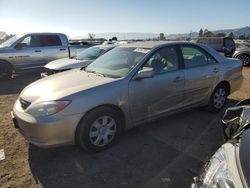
[0, 0, 250, 37]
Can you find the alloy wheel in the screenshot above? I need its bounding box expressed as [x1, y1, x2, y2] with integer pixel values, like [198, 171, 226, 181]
[89, 115, 117, 147]
[213, 88, 226, 109]
[238, 54, 250, 66]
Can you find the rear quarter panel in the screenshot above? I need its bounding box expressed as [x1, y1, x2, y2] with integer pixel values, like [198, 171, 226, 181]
[219, 58, 243, 93]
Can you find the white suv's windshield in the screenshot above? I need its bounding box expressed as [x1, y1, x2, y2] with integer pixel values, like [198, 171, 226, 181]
[85, 47, 147, 78]
[76, 46, 106, 60]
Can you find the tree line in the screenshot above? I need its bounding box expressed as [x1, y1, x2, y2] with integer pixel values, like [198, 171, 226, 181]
[198, 28, 250, 40]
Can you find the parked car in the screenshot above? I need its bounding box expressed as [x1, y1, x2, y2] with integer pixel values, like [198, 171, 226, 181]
[11, 41, 243, 151]
[233, 41, 250, 66]
[42, 44, 116, 77]
[197, 37, 236, 57]
[192, 99, 250, 188]
[0, 33, 94, 79]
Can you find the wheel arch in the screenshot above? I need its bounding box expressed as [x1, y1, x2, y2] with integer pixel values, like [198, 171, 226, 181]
[0, 59, 15, 71]
[217, 80, 231, 95]
[76, 104, 126, 133]
[74, 104, 127, 149]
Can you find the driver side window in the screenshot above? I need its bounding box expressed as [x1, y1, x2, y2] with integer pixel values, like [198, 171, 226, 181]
[142, 46, 179, 75]
[17, 36, 31, 48]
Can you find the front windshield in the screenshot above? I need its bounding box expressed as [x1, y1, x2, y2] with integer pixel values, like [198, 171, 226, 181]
[77, 46, 106, 60]
[85, 47, 148, 78]
[0, 34, 23, 47]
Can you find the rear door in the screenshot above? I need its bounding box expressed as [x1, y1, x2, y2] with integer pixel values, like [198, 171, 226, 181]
[38, 35, 68, 64]
[129, 46, 185, 123]
[179, 44, 220, 107]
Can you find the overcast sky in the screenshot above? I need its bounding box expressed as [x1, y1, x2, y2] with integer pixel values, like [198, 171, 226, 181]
[0, 0, 249, 37]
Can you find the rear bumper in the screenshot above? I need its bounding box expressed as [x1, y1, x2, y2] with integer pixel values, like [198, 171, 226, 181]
[12, 100, 83, 148]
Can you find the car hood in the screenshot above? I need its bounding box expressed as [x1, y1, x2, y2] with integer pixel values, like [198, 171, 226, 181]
[44, 57, 93, 70]
[20, 69, 116, 103]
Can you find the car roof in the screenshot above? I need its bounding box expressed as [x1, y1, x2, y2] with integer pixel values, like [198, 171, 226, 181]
[24, 32, 65, 35]
[118, 40, 227, 62]
[119, 41, 193, 49]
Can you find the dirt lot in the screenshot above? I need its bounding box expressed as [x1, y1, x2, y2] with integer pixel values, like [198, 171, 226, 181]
[0, 68, 249, 188]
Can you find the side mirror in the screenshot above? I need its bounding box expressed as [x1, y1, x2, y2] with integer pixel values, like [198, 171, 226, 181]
[135, 69, 154, 80]
[15, 43, 28, 49]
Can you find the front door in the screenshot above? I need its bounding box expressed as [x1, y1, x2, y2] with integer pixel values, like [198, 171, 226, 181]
[13, 35, 45, 70]
[129, 46, 185, 124]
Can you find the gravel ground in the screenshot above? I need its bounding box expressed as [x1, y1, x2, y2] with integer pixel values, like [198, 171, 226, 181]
[0, 68, 249, 188]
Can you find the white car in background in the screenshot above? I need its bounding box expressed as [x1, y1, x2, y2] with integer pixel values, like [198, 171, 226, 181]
[42, 44, 116, 77]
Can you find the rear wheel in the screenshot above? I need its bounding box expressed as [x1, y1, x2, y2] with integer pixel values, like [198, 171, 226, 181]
[0, 62, 12, 80]
[75, 107, 122, 151]
[208, 84, 228, 112]
[236, 54, 250, 66]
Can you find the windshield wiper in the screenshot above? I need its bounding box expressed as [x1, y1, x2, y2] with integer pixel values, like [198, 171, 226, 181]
[86, 70, 105, 77]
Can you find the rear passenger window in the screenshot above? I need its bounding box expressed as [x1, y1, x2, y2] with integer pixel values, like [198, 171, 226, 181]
[38, 35, 62, 46]
[181, 46, 217, 68]
[142, 47, 179, 74]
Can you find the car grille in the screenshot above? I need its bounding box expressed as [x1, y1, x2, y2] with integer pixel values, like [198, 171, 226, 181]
[19, 98, 31, 110]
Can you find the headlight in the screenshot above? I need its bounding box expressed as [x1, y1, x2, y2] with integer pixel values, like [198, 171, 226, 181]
[195, 147, 235, 188]
[25, 101, 71, 117]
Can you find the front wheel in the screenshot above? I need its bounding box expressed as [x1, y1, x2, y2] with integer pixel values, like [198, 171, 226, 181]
[0, 62, 12, 80]
[208, 84, 228, 112]
[75, 107, 122, 151]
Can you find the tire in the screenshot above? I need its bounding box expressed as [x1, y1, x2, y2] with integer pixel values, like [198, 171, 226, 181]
[236, 54, 250, 66]
[208, 84, 228, 112]
[75, 106, 122, 152]
[0, 62, 12, 80]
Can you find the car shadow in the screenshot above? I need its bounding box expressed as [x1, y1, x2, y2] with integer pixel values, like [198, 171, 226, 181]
[0, 73, 41, 95]
[28, 99, 238, 188]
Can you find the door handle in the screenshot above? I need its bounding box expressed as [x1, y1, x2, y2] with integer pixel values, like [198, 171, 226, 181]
[60, 48, 66, 51]
[173, 76, 183, 82]
[34, 50, 41, 52]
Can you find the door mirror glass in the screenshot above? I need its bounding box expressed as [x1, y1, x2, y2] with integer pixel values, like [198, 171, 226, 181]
[135, 69, 154, 80]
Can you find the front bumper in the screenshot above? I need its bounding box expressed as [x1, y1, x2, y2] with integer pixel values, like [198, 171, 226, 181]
[12, 100, 83, 148]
